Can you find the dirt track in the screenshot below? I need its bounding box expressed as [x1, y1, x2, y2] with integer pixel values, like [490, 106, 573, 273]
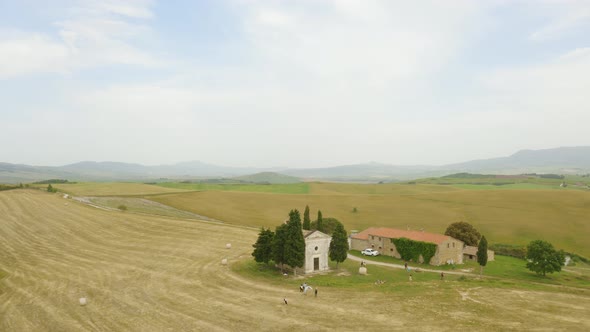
[1, 190, 589, 331]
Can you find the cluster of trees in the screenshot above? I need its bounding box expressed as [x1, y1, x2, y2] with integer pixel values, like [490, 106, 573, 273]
[446, 221, 565, 277]
[445, 221, 489, 275]
[252, 206, 349, 274]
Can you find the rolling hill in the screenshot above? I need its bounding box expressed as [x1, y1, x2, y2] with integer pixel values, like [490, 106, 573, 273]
[2, 146, 590, 183]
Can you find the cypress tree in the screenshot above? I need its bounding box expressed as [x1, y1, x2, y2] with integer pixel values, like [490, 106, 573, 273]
[303, 205, 311, 230]
[252, 228, 274, 264]
[329, 222, 349, 269]
[316, 210, 324, 233]
[284, 209, 305, 276]
[272, 224, 288, 273]
[477, 235, 488, 276]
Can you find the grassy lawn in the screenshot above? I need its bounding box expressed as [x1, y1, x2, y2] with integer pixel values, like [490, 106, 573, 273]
[156, 182, 310, 194]
[232, 256, 589, 295]
[348, 251, 590, 289]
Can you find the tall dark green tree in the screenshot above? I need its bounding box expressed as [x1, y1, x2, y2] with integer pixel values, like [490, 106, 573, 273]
[272, 224, 288, 272]
[526, 240, 565, 276]
[476, 235, 488, 276]
[284, 209, 305, 276]
[316, 210, 324, 233]
[444, 221, 481, 246]
[252, 228, 274, 264]
[303, 205, 311, 230]
[329, 222, 349, 268]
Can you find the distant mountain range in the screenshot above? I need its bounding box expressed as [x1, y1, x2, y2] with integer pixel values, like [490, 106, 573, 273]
[2, 146, 590, 183]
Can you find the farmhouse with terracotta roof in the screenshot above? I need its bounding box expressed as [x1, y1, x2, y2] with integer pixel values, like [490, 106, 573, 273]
[351, 227, 464, 265]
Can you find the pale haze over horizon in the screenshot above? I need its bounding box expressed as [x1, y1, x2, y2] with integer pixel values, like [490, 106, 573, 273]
[1, 1, 589, 168]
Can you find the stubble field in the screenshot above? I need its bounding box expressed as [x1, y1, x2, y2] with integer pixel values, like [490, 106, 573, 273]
[1, 190, 589, 331]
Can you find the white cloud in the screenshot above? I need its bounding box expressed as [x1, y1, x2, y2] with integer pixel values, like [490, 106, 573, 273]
[0, 33, 69, 77]
[241, 1, 487, 87]
[0, 0, 157, 78]
[530, 1, 590, 41]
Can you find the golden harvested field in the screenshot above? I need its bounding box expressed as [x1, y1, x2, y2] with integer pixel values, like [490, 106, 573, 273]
[151, 187, 590, 257]
[1, 190, 590, 331]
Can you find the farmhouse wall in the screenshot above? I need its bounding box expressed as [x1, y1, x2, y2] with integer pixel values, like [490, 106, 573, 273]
[433, 238, 464, 265]
[350, 238, 368, 251]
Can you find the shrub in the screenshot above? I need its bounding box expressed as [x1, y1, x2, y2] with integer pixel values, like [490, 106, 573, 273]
[117, 205, 128, 211]
[489, 243, 526, 259]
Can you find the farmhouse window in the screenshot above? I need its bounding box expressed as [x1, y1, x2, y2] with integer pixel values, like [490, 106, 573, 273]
[447, 243, 450, 248]
[390, 248, 393, 252]
[315, 246, 318, 251]
[371, 236, 374, 240]
[452, 242, 455, 248]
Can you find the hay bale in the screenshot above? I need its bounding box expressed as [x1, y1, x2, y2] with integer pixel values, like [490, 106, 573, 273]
[79, 297, 87, 306]
[358, 267, 367, 275]
[221, 258, 228, 265]
[226, 243, 231, 249]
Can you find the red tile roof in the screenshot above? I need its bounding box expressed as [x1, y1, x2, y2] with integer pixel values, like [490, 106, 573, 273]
[351, 227, 459, 245]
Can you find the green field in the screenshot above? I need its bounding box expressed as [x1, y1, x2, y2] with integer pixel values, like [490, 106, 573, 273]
[414, 173, 590, 191]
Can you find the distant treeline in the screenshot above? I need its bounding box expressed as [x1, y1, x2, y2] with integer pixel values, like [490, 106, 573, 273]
[33, 179, 74, 184]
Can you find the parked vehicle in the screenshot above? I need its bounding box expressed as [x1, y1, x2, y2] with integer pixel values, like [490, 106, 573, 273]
[361, 248, 380, 256]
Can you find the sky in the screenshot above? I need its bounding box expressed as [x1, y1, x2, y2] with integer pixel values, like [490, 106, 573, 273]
[1, 0, 589, 168]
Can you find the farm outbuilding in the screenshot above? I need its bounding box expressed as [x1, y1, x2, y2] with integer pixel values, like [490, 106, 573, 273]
[351, 227, 464, 266]
[463, 245, 495, 262]
[303, 230, 331, 274]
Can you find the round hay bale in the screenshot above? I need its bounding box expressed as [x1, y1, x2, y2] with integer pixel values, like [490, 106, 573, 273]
[358, 267, 367, 275]
[226, 243, 231, 249]
[221, 258, 228, 265]
[79, 297, 87, 306]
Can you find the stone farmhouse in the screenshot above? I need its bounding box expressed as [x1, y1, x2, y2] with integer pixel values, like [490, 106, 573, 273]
[463, 245, 495, 262]
[351, 227, 464, 266]
[303, 230, 331, 274]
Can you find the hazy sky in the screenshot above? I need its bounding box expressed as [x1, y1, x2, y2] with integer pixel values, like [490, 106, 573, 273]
[1, 0, 589, 168]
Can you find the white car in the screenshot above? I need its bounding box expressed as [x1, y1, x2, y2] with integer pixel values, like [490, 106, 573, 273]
[361, 248, 380, 256]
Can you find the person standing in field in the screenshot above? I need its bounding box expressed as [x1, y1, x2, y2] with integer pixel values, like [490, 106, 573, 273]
[314, 288, 318, 297]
